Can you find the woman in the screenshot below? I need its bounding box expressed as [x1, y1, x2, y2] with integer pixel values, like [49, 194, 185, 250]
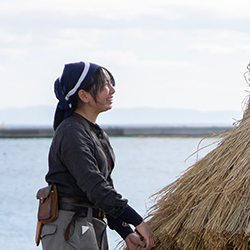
[41, 61, 154, 250]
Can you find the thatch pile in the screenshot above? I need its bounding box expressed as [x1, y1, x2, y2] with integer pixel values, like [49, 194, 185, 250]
[146, 99, 250, 250]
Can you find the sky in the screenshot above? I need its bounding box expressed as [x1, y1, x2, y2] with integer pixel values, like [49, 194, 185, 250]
[1, 0, 250, 113]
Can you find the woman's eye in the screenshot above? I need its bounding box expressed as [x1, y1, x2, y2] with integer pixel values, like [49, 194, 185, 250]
[104, 79, 112, 85]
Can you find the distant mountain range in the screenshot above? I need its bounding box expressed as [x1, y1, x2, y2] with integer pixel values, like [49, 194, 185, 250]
[0, 105, 243, 128]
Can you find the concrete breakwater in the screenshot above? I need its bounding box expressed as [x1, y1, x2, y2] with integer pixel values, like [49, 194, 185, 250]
[0, 126, 233, 138]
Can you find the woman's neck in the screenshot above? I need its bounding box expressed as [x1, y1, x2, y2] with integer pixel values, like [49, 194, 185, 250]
[74, 108, 98, 124]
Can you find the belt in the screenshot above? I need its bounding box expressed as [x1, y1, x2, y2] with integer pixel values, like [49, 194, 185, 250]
[59, 197, 105, 241]
[58, 197, 105, 220]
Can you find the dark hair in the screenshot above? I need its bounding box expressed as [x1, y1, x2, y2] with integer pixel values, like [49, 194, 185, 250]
[53, 67, 115, 130]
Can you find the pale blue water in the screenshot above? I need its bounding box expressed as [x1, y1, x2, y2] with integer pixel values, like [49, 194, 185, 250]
[0, 136, 218, 250]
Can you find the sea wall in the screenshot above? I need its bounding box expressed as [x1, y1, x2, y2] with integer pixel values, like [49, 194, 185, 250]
[0, 126, 233, 138]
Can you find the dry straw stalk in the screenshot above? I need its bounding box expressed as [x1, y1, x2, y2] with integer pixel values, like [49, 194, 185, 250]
[145, 99, 250, 250]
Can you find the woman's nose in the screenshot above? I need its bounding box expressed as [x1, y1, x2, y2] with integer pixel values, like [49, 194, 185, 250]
[110, 84, 115, 94]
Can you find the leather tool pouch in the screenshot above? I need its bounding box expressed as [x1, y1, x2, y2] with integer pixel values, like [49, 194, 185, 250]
[35, 184, 58, 246]
[37, 184, 58, 223]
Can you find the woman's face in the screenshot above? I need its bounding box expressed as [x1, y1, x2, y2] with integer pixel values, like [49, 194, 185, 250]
[94, 69, 115, 113]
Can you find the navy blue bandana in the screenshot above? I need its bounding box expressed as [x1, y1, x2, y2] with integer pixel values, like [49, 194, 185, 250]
[54, 61, 100, 119]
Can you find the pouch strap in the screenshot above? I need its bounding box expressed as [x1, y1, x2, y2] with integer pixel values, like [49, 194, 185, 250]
[65, 207, 93, 241]
[35, 221, 43, 246]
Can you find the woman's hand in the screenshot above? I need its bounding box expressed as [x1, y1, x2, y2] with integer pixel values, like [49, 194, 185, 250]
[125, 233, 145, 250]
[135, 221, 154, 250]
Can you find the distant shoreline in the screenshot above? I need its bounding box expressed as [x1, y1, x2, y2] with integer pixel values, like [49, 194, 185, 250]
[0, 126, 233, 138]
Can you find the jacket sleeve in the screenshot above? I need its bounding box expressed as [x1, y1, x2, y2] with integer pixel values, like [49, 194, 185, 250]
[106, 214, 134, 239]
[106, 204, 144, 239]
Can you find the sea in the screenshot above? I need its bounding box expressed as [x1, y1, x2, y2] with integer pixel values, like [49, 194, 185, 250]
[0, 136, 219, 250]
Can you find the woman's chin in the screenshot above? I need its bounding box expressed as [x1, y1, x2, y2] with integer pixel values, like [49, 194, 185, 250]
[100, 105, 113, 113]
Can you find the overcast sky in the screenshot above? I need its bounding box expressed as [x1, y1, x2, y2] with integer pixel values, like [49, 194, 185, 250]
[1, 0, 250, 112]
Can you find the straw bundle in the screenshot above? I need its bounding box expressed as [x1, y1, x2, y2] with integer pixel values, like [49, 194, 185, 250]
[145, 99, 250, 250]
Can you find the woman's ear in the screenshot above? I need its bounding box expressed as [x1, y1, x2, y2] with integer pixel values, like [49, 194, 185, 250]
[78, 89, 89, 103]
